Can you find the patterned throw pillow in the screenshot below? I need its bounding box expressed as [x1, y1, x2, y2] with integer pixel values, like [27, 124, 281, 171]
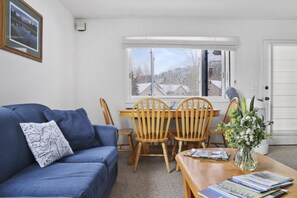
[20, 121, 74, 168]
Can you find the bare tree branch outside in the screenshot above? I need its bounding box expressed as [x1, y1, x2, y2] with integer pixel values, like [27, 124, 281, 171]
[130, 48, 222, 97]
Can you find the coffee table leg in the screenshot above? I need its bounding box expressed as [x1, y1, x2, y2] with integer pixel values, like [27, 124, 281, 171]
[183, 177, 194, 198]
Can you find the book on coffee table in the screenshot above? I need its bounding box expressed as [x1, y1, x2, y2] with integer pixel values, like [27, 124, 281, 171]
[201, 180, 280, 198]
[187, 149, 230, 161]
[198, 187, 230, 198]
[248, 171, 293, 186]
[198, 171, 293, 198]
[232, 171, 294, 189]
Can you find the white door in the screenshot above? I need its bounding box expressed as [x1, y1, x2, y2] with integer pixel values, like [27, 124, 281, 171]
[263, 42, 297, 144]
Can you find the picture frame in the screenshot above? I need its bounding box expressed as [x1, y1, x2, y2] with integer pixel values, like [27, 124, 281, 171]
[0, 0, 43, 62]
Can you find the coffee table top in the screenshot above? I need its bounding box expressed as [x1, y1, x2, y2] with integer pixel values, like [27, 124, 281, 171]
[176, 148, 297, 197]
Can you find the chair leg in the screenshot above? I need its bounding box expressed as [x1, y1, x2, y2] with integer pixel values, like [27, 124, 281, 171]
[171, 139, 177, 161]
[207, 134, 211, 147]
[176, 141, 183, 172]
[133, 141, 139, 158]
[133, 142, 142, 172]
[201, 141, 206, 149]
[222, 134, 227, 148]
[162, 142, 170, 173]
[128, 134, 135, 165]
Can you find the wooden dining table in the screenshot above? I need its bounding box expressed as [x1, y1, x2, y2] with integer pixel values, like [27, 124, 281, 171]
[119, 108, 221, 118]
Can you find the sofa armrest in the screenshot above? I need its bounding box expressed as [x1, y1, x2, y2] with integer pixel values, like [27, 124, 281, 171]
[93, 125, 118, 146]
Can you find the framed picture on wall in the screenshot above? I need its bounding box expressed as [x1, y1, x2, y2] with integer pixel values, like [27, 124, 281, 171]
[0, 0, 43, 62]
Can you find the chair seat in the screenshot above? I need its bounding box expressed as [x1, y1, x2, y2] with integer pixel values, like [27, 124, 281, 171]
[170, 131, 207, 142]
[207, 129, 227, 148]
[136, 136, 169, 143]
[208, 128, 224, 134]
[173, 136, 207, 142]
[118, 128, 133, 136]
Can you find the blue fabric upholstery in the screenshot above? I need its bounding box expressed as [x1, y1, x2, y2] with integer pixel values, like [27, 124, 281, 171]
[60, 146, 117, 174]
[4, 103, 50, 123]
[0, 163, 107, 198]
[99, 163, 118, 198]
[0, 107, 34, 184]
[94, 125, 118, 146]
[44, 108, 101, 151]
[0, 104, 118, 198]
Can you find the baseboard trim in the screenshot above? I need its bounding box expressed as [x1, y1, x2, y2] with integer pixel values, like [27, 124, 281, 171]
[269, 136, 297, 145]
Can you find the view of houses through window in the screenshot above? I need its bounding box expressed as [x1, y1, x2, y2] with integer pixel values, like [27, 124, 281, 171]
[129, 48, 225, 97]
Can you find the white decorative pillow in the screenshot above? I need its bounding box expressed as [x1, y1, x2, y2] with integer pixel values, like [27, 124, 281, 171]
[20, 120, 74, 168]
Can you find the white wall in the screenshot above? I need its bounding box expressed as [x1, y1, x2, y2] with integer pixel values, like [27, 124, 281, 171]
[74, 18, 297, 128]
[2, 3, 296, 143]
[0, 0, 75, 109]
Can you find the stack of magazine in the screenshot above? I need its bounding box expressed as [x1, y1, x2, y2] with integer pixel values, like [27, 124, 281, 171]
[186, 149, 230, 161]
[199, 171, 293, 198]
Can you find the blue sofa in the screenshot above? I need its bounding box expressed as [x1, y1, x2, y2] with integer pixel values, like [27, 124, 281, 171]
[0, 104, 118, 198]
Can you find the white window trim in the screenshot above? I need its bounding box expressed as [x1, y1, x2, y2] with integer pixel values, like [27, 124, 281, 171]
[123, 36, 238, 105]
[123, 36, 239, 50]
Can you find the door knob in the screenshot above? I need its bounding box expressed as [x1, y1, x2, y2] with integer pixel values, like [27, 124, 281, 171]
[265, 86, 269, 90]
[265, 97, 270, 101]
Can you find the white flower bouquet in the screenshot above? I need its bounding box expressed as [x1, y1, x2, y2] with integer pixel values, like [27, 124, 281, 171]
[217, 96, 273, 171]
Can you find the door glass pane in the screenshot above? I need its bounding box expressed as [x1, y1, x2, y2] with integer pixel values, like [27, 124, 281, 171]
[208, 50, 222, 96]
[130, 48, 152, 96]
[154, 48, 201, 96]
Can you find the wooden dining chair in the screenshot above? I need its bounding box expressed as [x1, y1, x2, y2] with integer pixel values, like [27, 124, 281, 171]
[171, 97, 213, 171]
[131, 98, 171, 173]
[207, 97, 239, 148]
[99, 98, 135, 165]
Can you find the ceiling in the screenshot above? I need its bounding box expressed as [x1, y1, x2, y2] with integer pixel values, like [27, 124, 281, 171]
[59, 0, 297, 20]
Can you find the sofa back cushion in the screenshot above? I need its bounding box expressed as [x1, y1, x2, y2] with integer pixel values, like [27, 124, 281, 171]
[0, 107, 35, 183]
[4, 103, 50, 123]
[43, 108, 101, 151]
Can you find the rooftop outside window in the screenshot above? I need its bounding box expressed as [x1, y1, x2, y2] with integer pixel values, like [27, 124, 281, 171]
[129, 48, 229, 98]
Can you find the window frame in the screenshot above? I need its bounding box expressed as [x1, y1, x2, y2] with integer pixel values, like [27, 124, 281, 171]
[124, 47, 237, 104]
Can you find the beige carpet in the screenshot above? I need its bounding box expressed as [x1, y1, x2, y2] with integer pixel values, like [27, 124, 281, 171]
[267, 145, 297, 170]
[109, 146, 297, 198]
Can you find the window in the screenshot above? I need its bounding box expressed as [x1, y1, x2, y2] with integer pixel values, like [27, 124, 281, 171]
[124, 37, 237, 100]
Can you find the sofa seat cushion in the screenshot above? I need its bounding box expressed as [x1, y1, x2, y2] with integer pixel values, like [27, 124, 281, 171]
[60, 146, 117, 173]
[0, 163, 107, 198]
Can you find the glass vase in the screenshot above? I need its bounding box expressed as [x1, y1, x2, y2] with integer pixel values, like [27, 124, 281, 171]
[234, 147, 257, 171]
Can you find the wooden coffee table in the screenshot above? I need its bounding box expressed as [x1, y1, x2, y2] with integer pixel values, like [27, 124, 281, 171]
[176, 148, 297, 198]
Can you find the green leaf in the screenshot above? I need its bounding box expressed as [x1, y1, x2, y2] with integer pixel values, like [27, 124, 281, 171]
[250, 95, 255, 111]
[241, 98, 247, 115]
[229, 109, 238, 118]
